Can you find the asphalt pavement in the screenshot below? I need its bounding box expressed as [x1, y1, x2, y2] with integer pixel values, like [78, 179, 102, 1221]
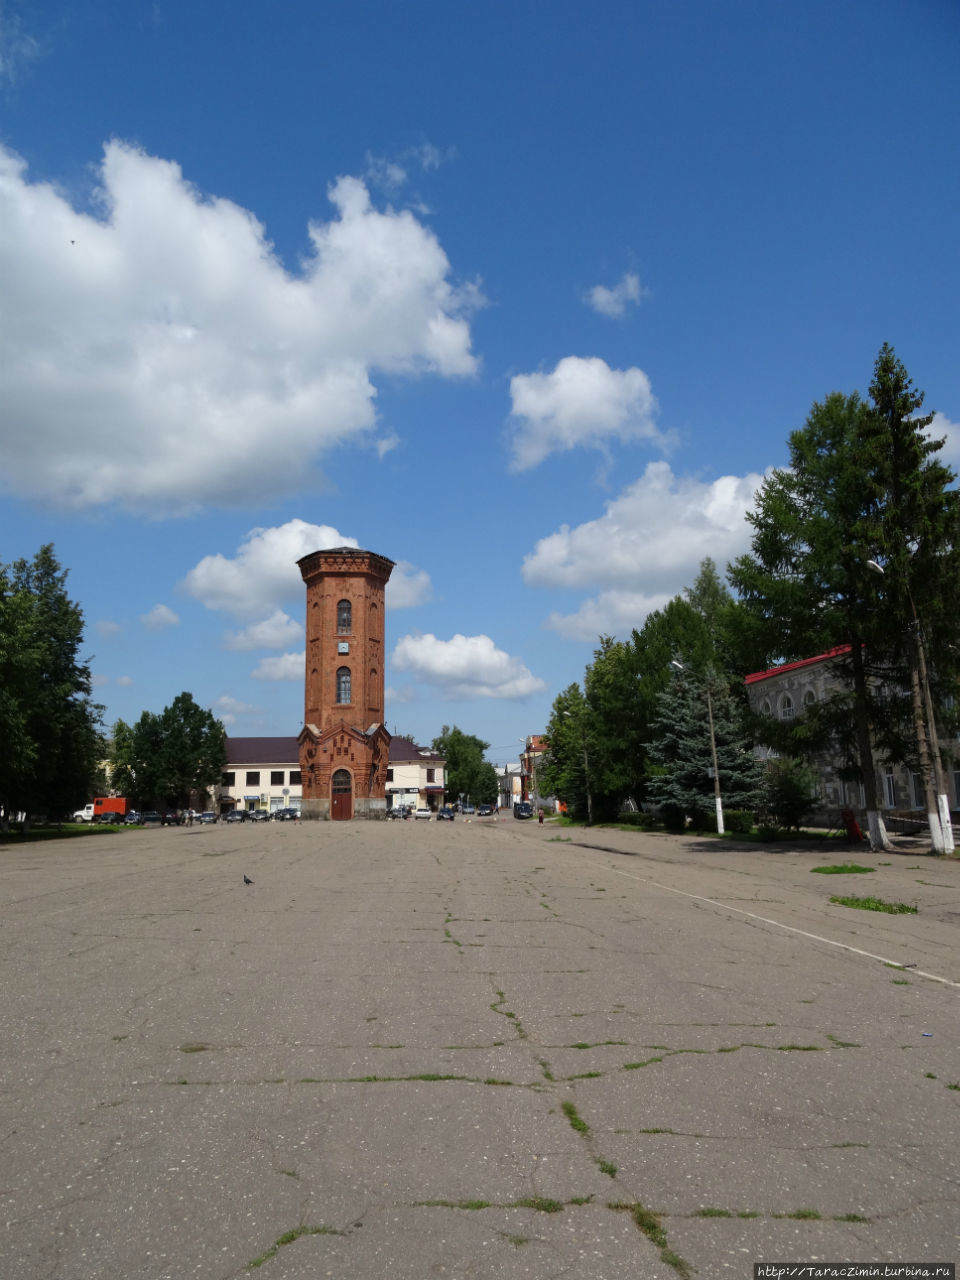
[1, 816, 957, 1278]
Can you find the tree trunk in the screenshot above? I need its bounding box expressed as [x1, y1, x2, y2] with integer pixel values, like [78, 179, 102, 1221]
[850, 642, 892, 851]
[909, 665, 948, 854]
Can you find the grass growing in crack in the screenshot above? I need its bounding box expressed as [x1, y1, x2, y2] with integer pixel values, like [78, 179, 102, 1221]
[610, 1203, 691, 1278]
[501, 1233, 529, 1247]
[811, 864, 875, 874]
[830, 894, 917, 914]
[568, 1071, 603, 1080]
[892, 978, 910, 985]
[827, 1034, 860, 1048]
[773, 1208, 821, 1220]
[247, 1225, 340, 1268]
[179, 1043, 210, 1053]
[947, 1082, 960, 1091]
[834, 1213, 871, 1223]
[561, 1100, 589, 1134]
[596, 1158, 617, 1178]
[512, 1197, 564, 1213]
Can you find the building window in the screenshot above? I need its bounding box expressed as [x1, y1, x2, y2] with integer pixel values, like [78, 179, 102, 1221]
[779, 695, 794, 720]
[910, 771, 924, 809]
[290, 771, 301, 785]
[222, 771, 235, 787]
[271, 771, 284, 786]
[336, 666, 351, 703]
[246, 771, 260, 786]
[761, 699, 772, 716]
[883, 767, 896, 809]
[803, 689, 816, 708]
[426, 768, 435, 783]
[337, 599, 352, 634]
[386, 769, 394, 782]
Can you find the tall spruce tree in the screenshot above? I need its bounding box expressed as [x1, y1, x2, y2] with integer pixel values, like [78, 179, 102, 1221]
[646, 665, 765, 826]
[730, 346, 960, 852]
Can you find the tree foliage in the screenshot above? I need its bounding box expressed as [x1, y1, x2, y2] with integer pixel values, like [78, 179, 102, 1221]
[646, 666, 766, 824]
[431, 725, 498, 804]
[0, 546, 103, 824]
[729, 345, 960, 849]
[111, 693, 226, 810]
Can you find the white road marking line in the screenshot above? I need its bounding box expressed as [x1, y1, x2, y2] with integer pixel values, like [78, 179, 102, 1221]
[600, 863, 960, 989]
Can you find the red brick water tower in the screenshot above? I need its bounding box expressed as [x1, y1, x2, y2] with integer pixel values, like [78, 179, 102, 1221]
[297, 547, 394, 820]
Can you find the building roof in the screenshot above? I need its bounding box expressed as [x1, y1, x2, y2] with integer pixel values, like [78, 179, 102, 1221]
[387, 735, 445, 764]
[744, 645, 852, 685]
[226, 736, 299, 764]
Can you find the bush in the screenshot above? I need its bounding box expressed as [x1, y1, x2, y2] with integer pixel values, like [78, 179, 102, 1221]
[659, 803, 687, 832]
[762, 757, 818, 830]
[615, 811, 658, 830]
[757, 824, 782, 841]
[724, 809, 755, 834]
[687, 805, 716, 833]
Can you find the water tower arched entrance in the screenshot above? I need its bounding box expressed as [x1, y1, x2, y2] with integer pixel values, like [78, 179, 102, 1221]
[331, 769, 353, 821]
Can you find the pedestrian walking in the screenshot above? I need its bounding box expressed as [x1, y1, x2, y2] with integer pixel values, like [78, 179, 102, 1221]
[538, 808, 544, 825]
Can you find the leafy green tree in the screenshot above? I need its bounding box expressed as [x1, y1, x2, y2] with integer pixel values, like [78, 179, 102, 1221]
[431, 725, 498, 804]
[646, 666, 766, 827]
[113, 694, 226, 811]
[0, 546, 103, 826]
[761, 757, 819, 830]
[541, 683, 592, 821]
[730, 347, 960, 851]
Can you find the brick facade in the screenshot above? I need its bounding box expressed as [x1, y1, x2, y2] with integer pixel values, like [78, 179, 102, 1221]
[297, 547, 395, 820]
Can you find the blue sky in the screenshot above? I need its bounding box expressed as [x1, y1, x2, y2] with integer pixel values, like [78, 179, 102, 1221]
[1, 0, 958, 765]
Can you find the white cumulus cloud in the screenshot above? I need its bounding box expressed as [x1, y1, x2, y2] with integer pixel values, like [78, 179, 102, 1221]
[140, 603, 180, 630]
[0, 141, 480, 514]
[508, 356, 663, 471]
[524, 461, 766, 638]
[931, 412, 960, 470]
[251, 652, 305, 682]
[223, 610, 305, 652]
[585, 272, 647, 318]
[182, 520, 431, 621]
[391, 633, 546, 700]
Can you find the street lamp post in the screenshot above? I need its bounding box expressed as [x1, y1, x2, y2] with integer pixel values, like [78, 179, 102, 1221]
[671, 660, 725, 836]
[866, 560, 953, 854]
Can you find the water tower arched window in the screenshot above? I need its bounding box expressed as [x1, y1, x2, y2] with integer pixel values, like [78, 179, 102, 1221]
[337, 599, 352, 634]
[336, 666, 351, 704]
[779, 694, 794, 720]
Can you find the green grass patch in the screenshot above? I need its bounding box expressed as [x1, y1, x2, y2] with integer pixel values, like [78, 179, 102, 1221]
[247, 1225, 340, 1267]
[561, 1100, 589, 1134]
[826, 1034, 860, 1048]
[830, 895, 917, 914]
[834, 1213, 871, 1223]
[694, 1207, 732, 1218]
[511, 1197, 564, 1213]
[179, 1043, 210, 1053]
[609, 1203, 692, 1278]
[596, 1159, 617, 1178]
[811, 863, 875, 874]
[773, 1208, 821, 1220]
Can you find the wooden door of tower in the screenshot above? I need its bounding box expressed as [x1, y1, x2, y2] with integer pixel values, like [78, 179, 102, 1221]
[331, 769, 353, 820]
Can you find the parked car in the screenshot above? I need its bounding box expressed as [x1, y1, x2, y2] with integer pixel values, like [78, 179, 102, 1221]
[250, 809, 271, 822]
[199, 811, 217, 824]
[140, 811, 162, 824]
[461, 804, 475, 815]
[224, 810, 246, 823]
[273, 807, 300, 821]
[124, 811, 141, 824]
[436, 806, 455, 821]
[415, 807, 433, 820]
[477, 805, 493, 817]
[513, 802, 534, 819]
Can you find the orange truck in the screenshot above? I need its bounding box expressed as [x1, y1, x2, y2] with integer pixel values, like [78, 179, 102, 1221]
[73, 798, 129, 822]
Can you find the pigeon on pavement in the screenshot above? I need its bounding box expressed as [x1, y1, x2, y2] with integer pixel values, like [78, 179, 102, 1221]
[243, 875, 254, 885]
